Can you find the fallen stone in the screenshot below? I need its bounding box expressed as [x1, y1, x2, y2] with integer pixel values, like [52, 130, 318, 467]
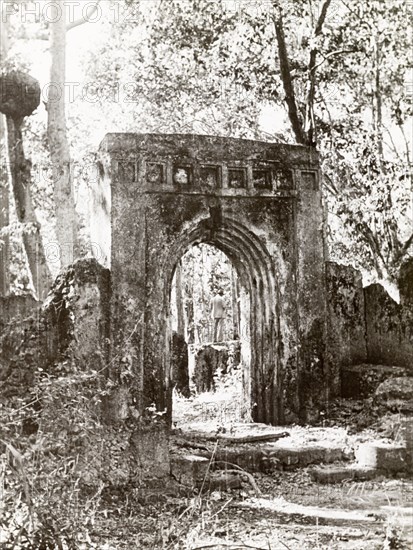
[206, 471, 243, 491]
[341, 364, 408, 399]
[375, 377, 413, 402]
[309, 464, 377, 484]
[355, 442, 410, 474]
[171, 454, 210, 486]
[216, 431, 290, 444]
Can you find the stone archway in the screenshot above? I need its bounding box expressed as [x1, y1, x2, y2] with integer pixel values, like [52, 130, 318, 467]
[95, 133, 327, 425]
[164, 216, 280, 424]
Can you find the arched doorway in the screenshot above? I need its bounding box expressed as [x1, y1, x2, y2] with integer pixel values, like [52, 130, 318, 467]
[163, 216, 282, 426]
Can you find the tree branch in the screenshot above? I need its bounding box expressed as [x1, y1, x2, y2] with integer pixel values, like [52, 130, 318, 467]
[322, 172, 339, 195]
[382, 124, 403, 161]
[359, 222, 386, 278]
[311, 49, 357, 73]
[11, 0, 103, 40]
[341, 0, 373, 30]
[315, 0, 333, 35]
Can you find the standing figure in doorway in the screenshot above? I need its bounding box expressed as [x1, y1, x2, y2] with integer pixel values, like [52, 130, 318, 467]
[211, 290, 225, 342]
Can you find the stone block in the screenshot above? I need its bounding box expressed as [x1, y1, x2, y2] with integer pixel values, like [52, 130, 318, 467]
[207, 471, 243, 491]
[309, 465, 377, 484]
[342, 364, 408, 399]
[171, 331, 189, 397]
[355, 442, 410, 473]
[131, 424, 170, 481]
[375, 377, 413, 402]
[374, 377, 413, 413]
[192, 344, 229, 392]
[171, 454, 210, 486]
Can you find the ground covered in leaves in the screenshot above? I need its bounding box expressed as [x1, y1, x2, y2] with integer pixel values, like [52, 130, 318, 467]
[63, 470, 412, 549]
[1, 366, 411, 549]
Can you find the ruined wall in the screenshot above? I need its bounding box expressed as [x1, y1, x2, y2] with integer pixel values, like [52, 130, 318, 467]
[1, 260, 170, 487]
[0, 296, 43, 401]
[326, 259, 413, 393]
[325, 262, 368, 397]
[364, 279, 413, 370]
[0, 261, 152, 486]
[0, 259, 110, 398]
[0, 295, 39, 330]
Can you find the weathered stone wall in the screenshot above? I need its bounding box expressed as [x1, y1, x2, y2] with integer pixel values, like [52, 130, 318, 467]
[98, 133, 327, 425]
[1, 259, 170, 486]
[325, 262, 367, 398]
[326, 259, 413, 395]
[0, 259, 111, 399]
[0, 295, 39, 331]
[0, 296, 45, 401]
[364, 281, 413, 370]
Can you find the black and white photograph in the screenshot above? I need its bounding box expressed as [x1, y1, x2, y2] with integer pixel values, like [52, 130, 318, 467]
[0, 0, 412, 548]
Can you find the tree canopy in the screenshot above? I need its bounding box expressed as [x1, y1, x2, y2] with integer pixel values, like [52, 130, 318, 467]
[1, 0, 412, 292]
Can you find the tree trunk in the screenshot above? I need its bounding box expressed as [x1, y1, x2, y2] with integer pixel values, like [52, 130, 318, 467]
[273, 0, 332, 146]
[47, 0, 78, 268]
[5, 116, 52, 299]
[185, 273, 195, 344]
[0, 115, 9, 296]
[0, 6, 9, 295]
[273, 11, 306, 145]
[175, 259, 185, 337]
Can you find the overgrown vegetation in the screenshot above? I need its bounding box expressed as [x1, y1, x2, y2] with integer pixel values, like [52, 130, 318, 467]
[0, 365, 107, 548]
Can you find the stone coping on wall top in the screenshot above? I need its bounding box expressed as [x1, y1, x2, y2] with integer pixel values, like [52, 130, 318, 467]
[99, 134, 319, 195]
[99, 132, 319, 167]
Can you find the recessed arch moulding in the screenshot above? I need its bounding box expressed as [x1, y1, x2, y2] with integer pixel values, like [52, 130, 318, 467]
[94, 133, 328, 427]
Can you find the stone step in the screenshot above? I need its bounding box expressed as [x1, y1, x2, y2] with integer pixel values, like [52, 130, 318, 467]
[310, 441, 413, 483]
[309, 464, 378, 484]
[212, 443, 347, 473]
[173, 425, 350, 474]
